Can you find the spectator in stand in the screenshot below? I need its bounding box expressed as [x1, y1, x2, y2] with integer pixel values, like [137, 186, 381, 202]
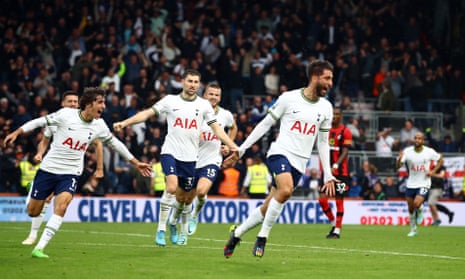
[241, 156, 272, 199]
[218, 166, 241, 198]
[250, 96, 268, 123]
[354, 126, 368, 151]
[383, 176, 400, 199]
[359, 161, 378, 200]
[425, 127, 465, 153]
[10, 104, 32, 131]
[264, 65, 279, 96]
[385, 68, 404, 101]
[400, 119, 419, 148]
[347, 175, 361, 198]
[376, 79, 397, 112]
[376, 127, 398, 157]
[369, 181, 387, 200]
[340, 96, 354, 110]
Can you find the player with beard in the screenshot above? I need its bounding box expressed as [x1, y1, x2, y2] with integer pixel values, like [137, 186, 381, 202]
[3, 87, 153, 258]
[113, 70, 239, 246]
[318, 107, 352, 239]
[396, 132, 443, 237]
[223, 60, 337, 258]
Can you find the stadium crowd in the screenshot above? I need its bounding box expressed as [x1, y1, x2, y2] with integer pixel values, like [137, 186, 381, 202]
[0, 0, 464, 198]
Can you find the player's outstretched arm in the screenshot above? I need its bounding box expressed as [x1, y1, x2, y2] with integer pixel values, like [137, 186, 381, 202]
[93, 139, 104, 178]
[113, 108, 155, 132]
[129, 158, 153, 177]
[34, 136, 51, 162]
[3, 127, 24, 147]
[209, 122, 239, 152]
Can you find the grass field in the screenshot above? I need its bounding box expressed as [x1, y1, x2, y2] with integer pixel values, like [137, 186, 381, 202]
[1, 222, 464, 279]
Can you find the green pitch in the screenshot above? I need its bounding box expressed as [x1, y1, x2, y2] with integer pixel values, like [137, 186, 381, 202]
[1, 222, 463, 279]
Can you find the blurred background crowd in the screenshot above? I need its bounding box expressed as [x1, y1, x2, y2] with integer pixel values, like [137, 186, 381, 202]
[0, 0, 464, 199]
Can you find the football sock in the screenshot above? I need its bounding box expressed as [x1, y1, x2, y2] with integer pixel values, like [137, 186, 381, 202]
[28, 202, 49, 239]
[35, 214, 63, 250]
[335, 198, 344, 232]
[169, 200, 184, 225]
[408, 212, 416, 231]
[157, 191, 175, 232]
[257, 198, 284, 238]
[180, 205, 191, 234]
[193, 195, 207, 217]
[436, 204, 451, 215]
[235, 206, 264, 238]
[319, 197, 335, 222]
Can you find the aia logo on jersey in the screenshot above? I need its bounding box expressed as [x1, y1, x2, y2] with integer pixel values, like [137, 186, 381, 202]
[410, 165, 427, 172]
[201, 131, 218, 141]
[290, 121, 316, 135]
[173, 118, 198, 129]
[62, 138, 87, 151]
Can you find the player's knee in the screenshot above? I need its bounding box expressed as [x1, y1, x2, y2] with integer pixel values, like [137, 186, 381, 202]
[196, 187, 208, 197]
[277, 187, 293, 200]
[27, 207, 41, 217]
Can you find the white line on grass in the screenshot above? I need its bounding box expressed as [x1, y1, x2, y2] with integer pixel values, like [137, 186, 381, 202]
[6, 226, 464, 261]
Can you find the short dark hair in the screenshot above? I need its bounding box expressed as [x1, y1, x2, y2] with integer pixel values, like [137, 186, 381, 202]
[79, 87, 105, 110]
[182, 69, 201, 80]
[62, 90, 79, 101]
[307, 60, 334, 78]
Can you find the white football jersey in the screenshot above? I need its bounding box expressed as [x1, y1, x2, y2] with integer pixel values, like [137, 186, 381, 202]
[152, 94, 216, 162]
[196, 106, 235, 168]
[267, 88, 333, 173]
[21, 108, 134, 175]
[400, 145, 441, 188]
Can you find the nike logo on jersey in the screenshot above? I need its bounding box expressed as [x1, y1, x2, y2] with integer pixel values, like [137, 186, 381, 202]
[293, 110, 300, 113]
[68, 127, 75, 131]
[173, 108, 180, 111]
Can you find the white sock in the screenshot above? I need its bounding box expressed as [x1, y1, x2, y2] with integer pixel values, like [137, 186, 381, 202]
[409, 212, 417, 231]
[235, 206, 264, 238]
[35, 214, 63, 250]
[193, 195, 207, 217]
[157, 191, 175, 232]
[334, 227, 341, 234]
[28, 201, 50, 239]
[169, 200, 184, 225]
[180, 205, 191, 234]
[257, 198, 284, 238]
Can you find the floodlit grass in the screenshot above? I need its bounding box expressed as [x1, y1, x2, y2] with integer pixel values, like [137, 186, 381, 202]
[1, 222, 463, 279]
